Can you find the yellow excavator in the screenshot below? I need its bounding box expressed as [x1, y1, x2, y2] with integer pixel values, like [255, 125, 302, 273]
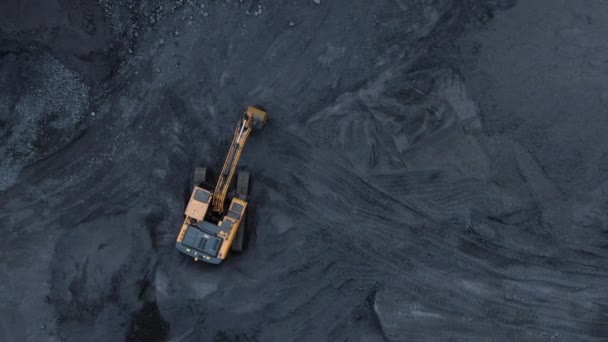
[175, 106, 267, 264]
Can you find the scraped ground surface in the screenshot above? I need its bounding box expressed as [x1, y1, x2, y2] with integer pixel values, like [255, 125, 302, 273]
[1, 0, 608, 341]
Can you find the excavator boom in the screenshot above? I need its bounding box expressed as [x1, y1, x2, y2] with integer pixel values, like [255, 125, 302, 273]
[211, 106, 267, 213]
[212, 114, 253, 213]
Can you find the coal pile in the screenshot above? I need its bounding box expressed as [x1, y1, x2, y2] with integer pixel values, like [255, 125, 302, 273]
[1, 0, 607, 341]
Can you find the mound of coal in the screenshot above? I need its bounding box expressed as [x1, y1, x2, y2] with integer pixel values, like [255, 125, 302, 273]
[1, 1, 607, 341]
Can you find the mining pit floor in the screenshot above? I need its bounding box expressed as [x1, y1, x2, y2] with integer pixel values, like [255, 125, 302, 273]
[1, 0, 608, 341]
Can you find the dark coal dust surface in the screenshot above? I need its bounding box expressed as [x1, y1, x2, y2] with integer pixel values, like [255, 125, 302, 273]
[1, 0, 608, 341]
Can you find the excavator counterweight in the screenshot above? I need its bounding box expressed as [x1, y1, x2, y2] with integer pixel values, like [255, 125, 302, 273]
[175, 106, 267, 264]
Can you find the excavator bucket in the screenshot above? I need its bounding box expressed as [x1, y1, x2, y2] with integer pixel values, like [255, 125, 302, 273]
[247, 106, 267, 130]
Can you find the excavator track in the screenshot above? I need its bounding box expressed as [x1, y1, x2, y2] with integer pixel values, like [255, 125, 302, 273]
[231, 170, 250, 253]
[193, 167, 207, 186]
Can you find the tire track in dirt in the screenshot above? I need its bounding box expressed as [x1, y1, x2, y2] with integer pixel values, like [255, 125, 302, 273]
[257, 123, 608, 339]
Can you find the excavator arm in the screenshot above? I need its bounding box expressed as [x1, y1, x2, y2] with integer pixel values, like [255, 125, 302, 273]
[211, 106, 267, 213]
[211, 114, 252, 213]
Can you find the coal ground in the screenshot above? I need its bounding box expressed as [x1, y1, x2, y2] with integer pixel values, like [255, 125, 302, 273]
[1, 0, 608, 341]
